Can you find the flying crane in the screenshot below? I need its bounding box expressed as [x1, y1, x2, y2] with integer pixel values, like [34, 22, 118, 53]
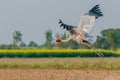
[55, 5, 104, 57]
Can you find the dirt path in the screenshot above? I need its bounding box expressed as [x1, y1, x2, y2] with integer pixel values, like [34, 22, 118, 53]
[0, 69, 120, 80]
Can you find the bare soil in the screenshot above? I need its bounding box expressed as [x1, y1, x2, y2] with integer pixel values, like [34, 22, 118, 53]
[0, 69, 120, 80]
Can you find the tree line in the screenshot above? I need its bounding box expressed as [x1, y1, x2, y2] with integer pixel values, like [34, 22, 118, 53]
[94, 28, 120, 51]
[0, 28, 120, 50]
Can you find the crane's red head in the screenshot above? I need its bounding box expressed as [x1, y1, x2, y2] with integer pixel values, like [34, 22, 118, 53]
[55, 39, 62, 42]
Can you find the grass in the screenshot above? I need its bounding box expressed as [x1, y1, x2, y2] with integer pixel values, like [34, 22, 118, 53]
[0, 58, 120, 70]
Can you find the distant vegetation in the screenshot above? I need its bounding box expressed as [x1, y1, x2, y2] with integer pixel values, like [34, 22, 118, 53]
[94, 28, 120, 51]
[0, 28, 120, 51]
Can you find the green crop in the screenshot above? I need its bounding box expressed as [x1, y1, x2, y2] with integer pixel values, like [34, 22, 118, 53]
[0, 49, 119, 58]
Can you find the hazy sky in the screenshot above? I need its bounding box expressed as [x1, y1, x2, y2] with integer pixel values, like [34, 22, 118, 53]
[0, 0, 120, 45]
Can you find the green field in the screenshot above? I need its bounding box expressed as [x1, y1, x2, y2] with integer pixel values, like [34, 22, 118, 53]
[0, 58, 120, 70]
[0, 49, 120, 70]
[0, 49, 119, 58]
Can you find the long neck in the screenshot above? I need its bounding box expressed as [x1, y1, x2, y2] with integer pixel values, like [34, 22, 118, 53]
[61, 38, 71, 42]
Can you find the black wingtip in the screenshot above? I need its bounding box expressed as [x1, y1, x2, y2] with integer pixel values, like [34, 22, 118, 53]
[59, 19, 62, 24]
[89, 4, 103, 19]
[58, 19, 75, 31]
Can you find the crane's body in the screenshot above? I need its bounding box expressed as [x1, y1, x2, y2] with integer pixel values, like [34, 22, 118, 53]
[55, 5, 104, 57]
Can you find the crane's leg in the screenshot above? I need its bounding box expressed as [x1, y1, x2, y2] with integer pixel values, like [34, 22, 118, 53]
[81, 40, 104, 57]
[84, 40, 104, 57]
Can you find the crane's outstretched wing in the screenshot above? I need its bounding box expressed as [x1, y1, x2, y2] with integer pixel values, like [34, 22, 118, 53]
[78, 5, 103, 34]
[59, 19, 76, 31]
[78, 15, 95, 34]
[89, 4, 103, 19]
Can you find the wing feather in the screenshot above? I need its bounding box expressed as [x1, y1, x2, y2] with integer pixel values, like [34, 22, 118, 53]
[58, 19, 76, 31]
[78, 5, 103, 34]
[78, 15, 95, 34]
[89, 4, 103, 19]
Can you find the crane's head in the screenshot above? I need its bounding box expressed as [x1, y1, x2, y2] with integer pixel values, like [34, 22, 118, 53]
[54, 38, 62, 43]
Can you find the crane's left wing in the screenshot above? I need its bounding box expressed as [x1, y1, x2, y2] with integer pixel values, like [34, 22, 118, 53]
[58, 19, 76, 31]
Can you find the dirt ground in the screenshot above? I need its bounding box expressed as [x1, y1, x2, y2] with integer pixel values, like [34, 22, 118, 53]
[0, 69, 120, 80]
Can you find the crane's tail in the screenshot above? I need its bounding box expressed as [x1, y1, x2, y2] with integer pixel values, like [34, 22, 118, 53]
[82, 40, 104, 57]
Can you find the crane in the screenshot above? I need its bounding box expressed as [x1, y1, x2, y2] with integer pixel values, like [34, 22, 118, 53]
[55, 5, 104, 57]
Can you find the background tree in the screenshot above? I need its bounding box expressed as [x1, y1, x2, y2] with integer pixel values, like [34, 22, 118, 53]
[94, 36, 110, 49]
[19, 41, 27, 47]
[67, 40, 80, 49]
[28, 41, 38, 47]
[115, 29, 120, 48]
[94, 28, 120, 51]
[102, 29, 117, 50]
[44, 29, 53, 49]
[0, 44, 13, 49]
[13, 30, 23, 48]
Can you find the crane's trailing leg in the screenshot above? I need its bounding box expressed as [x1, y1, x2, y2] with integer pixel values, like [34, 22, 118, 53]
[81, 40, 104, 57]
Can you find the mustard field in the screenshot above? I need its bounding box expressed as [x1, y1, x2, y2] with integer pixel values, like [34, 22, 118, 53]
[0, 49, 119, 58]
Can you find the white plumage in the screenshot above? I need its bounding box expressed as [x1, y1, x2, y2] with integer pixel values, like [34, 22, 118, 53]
[78, 15, 95, 34]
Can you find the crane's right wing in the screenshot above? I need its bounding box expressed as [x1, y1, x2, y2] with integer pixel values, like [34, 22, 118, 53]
[78, 5, 103, 34]
[78, 15, 95, 34]
[89, 4, 103, 19]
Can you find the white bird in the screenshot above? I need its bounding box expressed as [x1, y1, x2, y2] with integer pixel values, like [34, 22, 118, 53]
[55, 5, 104, 57]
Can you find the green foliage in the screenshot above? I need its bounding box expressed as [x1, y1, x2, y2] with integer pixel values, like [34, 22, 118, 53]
[13, 30, 23, 48]
[0, 44, 14, 49]
[0, 49, 119, 58]
[61, 32, 67, 40]
[19, 42, 27, 47]
[67, 40, 80, 49]
[95, 28, 120, 51]
[44, 29, 53, 49]
[1, 28, 120, 50]
[94, 36, 110, 49]
[28, 41, 38, 47]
